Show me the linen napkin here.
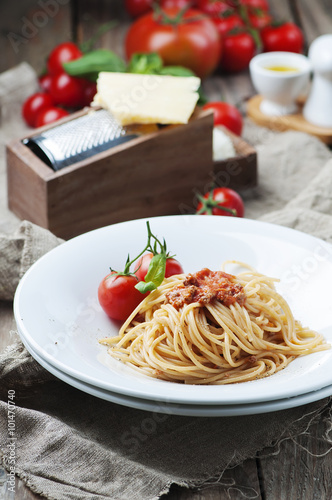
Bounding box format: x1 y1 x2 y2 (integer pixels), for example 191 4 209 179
1 64 332 500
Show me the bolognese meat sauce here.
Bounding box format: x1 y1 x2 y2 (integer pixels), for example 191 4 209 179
166 268 246 310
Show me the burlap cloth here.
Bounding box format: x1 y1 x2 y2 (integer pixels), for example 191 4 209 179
1 64 332 499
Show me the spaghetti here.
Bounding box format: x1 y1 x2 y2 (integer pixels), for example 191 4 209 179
99 261 329 384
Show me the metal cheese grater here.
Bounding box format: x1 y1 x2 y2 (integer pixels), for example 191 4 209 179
22 109 138 171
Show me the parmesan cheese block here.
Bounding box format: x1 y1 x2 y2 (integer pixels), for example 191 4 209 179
93 72 201 126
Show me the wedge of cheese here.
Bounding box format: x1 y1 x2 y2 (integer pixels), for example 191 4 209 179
93 72 201 126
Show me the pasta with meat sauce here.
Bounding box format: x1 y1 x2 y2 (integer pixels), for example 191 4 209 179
99 261 329 384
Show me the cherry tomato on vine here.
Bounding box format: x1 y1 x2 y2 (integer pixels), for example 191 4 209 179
220 32 256 73
124 0 153 17
35 106 69 127
212 14 244 38
98 273 147 322
196 0 231 16
80 80 97 107
135 253 184 282
22 92 54 127
49 73 86 108
248 11 272 30
261 22 304 53
161 0 195 8
47 42 83 76
196 187 245 217
125 8 221 79
38 74 53 93
240 0 269 11
203 101 243 135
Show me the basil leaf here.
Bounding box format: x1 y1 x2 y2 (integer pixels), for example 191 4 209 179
159 66 207 105
63 49 126 79
135 254 167 294
159 66 196 77
128 53 164 74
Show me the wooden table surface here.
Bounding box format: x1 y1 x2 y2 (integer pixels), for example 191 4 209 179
1 0 332 498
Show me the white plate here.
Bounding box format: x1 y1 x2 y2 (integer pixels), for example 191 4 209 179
21 334 332 417
14 215 332 405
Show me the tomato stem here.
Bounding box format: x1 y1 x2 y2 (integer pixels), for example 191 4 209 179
196 191 237 216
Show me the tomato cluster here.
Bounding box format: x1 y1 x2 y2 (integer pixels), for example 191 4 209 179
125 0 304 74
22 42 97 128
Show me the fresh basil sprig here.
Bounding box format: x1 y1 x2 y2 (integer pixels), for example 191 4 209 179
135 253 167 293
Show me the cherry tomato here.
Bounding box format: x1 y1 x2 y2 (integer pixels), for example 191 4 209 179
196 0 231 16
81 80 97 107
38 74 53 93
161 0 195 7
35 106 69 127
49 73 85 108
22 92 54 127
240 0 269 11
196 187 244 217
135 253 184 282
203 101 243 135
248 11 272 30
47 42 83 76
125 0 153 17
98 273 146 321
261 22 304 53
220 32 256 72
125 8 221 79
212 14 244 38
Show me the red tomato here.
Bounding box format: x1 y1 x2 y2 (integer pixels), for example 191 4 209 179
22 92 54 127
47 42 82 76
161 0 195 7
196 0 231 16
81 80 97 107
212 14 244 38
98 273 146 321
220 32 256 72
240 0 269 11
49 73 85 108
203 101 243 135
125 8 222 79
249 12 272 30
125 0 153 17
38 74 53 93
196 187 244 217
261 22 304 53
35 106 69 127
135 253 184 281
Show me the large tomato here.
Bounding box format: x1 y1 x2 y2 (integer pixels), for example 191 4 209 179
220 32 256 72
261 22 304 53
125 8 222 78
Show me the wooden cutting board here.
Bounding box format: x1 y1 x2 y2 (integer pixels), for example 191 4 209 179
247 94 332 145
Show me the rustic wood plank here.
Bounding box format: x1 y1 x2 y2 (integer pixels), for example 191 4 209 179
257 405 332 500
74 0 130 59
295 0 332 46
163 459 262 499
0 0 73 75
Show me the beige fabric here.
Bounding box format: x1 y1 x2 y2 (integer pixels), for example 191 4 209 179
0 64 332 500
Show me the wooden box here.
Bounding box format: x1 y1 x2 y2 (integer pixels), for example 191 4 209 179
7 109 215 239
7 108 257 240
213 125 257 191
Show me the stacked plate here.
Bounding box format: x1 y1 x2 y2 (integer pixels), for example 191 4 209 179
14 216 332 417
